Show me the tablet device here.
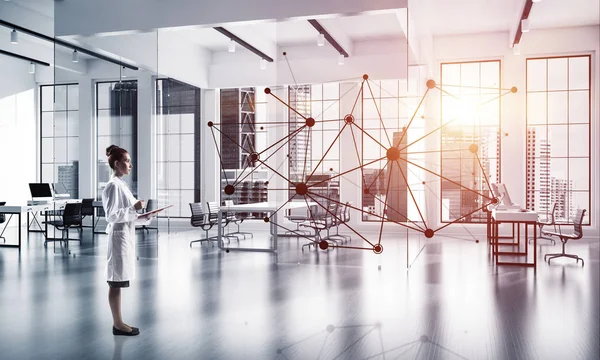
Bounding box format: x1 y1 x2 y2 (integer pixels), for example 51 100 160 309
139 205 173 217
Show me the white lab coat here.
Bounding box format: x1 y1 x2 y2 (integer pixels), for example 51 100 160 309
102 175 150 282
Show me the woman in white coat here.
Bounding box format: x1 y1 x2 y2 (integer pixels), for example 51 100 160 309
103 145 151 336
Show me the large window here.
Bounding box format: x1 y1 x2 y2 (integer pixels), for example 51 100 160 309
361 69 426 222
40 84 79 197
156 78 201 217
288 84 341 207
96 80 138 198
440 61 501 223
219 87 269 210
526 55 591 224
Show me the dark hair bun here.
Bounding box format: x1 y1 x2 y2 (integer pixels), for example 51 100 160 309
106 145 120 157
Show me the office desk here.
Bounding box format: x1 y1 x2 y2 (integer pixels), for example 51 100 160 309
491 209 538 268
217 202 317 252
0 203 57 248
92 201 106 234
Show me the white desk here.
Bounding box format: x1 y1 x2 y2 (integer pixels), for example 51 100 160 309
217 201 317 252
490 209 538 268
0 203 60 249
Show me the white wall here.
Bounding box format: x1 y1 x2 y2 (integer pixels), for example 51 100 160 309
431 25 599 236
0 57 37 209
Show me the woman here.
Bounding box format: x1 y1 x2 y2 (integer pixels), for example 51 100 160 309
102 145 151 336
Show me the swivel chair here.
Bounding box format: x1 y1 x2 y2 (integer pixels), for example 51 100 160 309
189 202 216 247
543 209 586 266
529 202 557 245
45 202 82 253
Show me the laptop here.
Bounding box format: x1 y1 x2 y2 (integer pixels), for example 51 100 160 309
491 183 521 210
29 183 54 204
52 183 71 199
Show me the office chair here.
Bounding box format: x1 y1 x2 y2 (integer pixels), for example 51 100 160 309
529 202 558 245
137 199 159 233
543 209 586 266
79 198 95 230
223 200 253 240
207 201 238 243
45 202 82 253
189 202 216 247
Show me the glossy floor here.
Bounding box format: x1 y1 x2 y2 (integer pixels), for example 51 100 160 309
0 226 598 360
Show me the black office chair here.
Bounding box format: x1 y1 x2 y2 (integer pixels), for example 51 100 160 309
189 202 216 247
207 201 238 243
45 202 82 253
544 209 586 266
79 198 95 230
137 199 159 233
223 200 253 240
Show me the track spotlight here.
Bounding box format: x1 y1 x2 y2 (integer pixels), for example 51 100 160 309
338 53 345 65
317 33 325 47
72 49 79 63
521 19 530 33
513 43 521 55
260 58 267 70
29 62 35 74
228 39 236 52
10 29 18 44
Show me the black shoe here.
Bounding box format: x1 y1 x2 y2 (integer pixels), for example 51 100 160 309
113 326 140 336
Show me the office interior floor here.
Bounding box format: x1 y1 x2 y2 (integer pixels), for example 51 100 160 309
0 224 598 360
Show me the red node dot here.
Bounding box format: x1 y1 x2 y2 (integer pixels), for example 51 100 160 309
260 126 264 130
511 86 518 93
264 88 271 94
421 115 425 119
362 74 369 80
386 147 400 161
207 121 214 127
492 198 499 204
363 188 370 195
263 217 270 223
306 117 315 127
224 185 235 195
250 152 259 162
329 168 333 172
265 181 269 186
426 79 436 89
319 240 329 250
424 229 434 238
295 183 308 196
475 239 480 243
469 144 479 153
373 244 383 254
505 133 509 136
422 181 426 185
282 51 287 56
326 324 335 333
225 249 230 253
344 114 354 124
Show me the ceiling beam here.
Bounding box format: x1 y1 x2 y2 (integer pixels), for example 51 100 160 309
307 19 349 57
513 0 534 46
0 48 50 66
0 19 138 70
213 26 274 62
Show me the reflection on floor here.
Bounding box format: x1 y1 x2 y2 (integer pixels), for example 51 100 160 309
0 226 598 359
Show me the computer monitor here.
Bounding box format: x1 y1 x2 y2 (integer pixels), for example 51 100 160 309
29 183 53 201
491 183 514 206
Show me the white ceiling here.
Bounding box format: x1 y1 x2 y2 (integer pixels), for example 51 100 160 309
170 12 406 52
416 0 599 36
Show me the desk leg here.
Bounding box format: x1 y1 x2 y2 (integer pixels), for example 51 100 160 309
18 212 21 249
525 223 528 258
273 212 277 251
533 222 537 270
217 211 224 250
494 220 499 265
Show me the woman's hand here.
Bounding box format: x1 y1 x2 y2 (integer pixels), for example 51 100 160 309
134 200 145 211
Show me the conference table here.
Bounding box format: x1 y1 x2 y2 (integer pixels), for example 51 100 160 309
217 201 318 252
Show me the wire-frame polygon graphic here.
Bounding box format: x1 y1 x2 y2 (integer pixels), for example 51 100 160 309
208 75 517 254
